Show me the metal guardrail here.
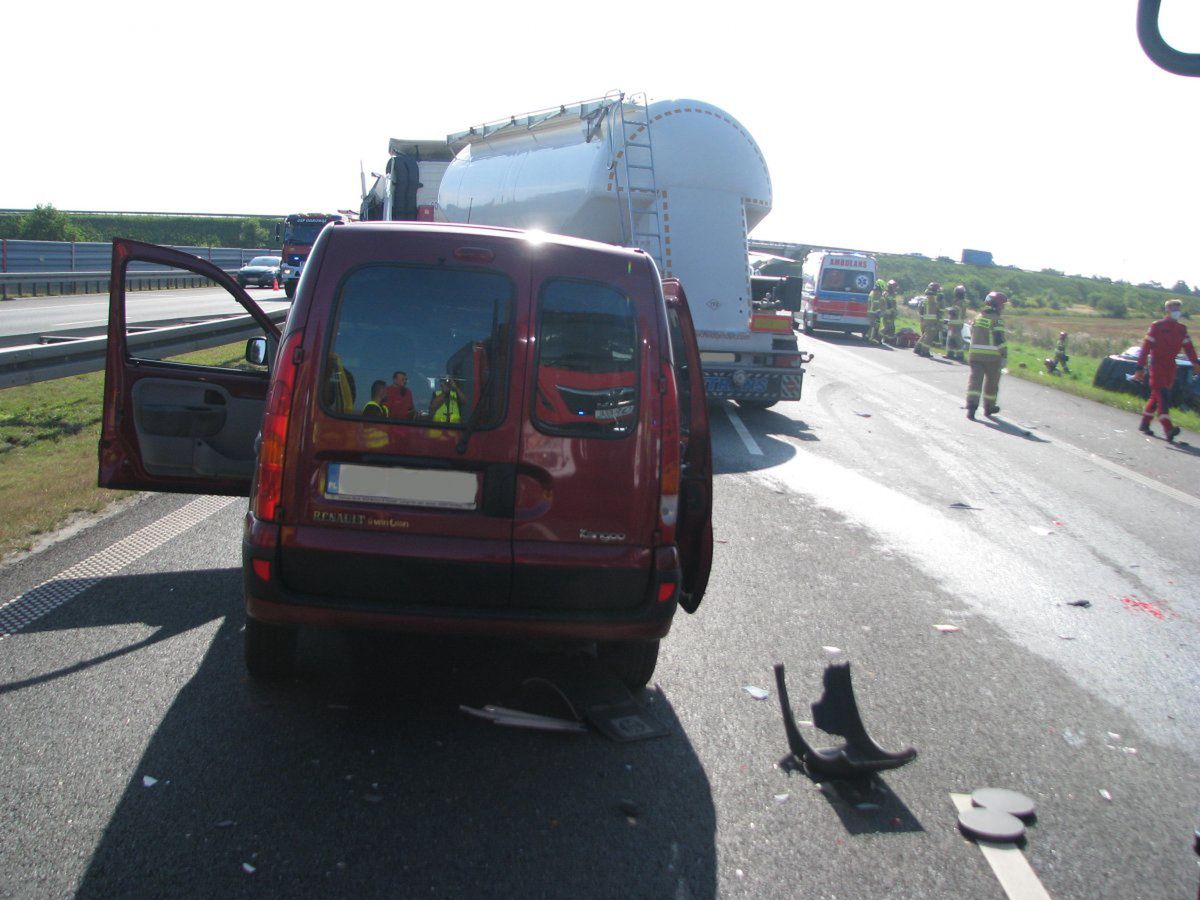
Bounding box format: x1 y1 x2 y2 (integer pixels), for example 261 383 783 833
0 309 289 389
0 269 235 300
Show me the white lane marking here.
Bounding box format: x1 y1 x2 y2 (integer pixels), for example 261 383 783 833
0 495 239 640
724 405 763 456
1052 440 1200 511
950 794 1051 899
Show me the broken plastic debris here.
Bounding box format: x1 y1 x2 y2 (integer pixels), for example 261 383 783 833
948 502 980 510
958 806 1025 842
1028 526 1053 537
822 646 842 654
215 820 236 829
855 802 881 811
773 793 790 803
242 863 256 874
743 685 770 700
854 412 872 418
971 787 1036 819
1121 746 1138 755
1107 732 1121 740
1059 634 1076 640
142 776 158 788
1098 789 1113 802
1062 728 1086 747
459 705 587 733
1067 600 1092 608
933 624 960 633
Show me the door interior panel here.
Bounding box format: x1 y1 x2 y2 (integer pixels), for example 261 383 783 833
132 378 263 479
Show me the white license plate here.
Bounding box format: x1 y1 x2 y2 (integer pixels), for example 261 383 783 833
325 464 478 510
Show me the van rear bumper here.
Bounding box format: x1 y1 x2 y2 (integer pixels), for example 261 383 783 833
242 536 679 641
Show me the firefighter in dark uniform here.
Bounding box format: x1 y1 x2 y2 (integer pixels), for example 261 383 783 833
916 282 940 357
944 284 967 361
966 291 1008 420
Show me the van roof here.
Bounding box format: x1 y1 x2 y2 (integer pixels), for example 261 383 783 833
336 220 650 263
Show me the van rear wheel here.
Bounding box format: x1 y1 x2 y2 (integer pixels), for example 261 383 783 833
597 639 660 690
245 617 297 682
737 398 778 410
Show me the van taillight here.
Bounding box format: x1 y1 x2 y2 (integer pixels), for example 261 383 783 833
658 358 681 545
253 330 304 523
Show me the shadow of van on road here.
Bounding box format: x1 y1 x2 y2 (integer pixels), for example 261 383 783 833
5 569 717 898
712 402 814 475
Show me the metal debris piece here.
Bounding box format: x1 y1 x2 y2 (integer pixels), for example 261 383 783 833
459 704 587 733
744 685 770 700
971 787 1036 819
934 624 961 633
142 776 158 788
775 662 916 779
1099 789 1113 802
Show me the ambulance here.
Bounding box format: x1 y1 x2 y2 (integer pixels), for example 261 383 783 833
798 250 877 339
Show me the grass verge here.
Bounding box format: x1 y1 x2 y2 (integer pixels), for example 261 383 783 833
0 343 247 562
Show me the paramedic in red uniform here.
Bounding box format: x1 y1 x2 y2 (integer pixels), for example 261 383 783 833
1134 299 1198 442
384 370 415 420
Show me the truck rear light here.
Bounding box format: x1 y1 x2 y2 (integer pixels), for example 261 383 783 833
251 559 271 581
253 329 304 523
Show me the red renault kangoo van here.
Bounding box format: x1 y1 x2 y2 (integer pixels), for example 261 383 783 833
99 223 712 688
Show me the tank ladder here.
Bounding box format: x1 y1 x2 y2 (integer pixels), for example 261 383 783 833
611 93 666 273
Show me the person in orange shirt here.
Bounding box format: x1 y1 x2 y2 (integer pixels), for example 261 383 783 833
383 370 415 420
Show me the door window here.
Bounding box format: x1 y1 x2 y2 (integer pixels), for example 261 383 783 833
322 265 514 426
533 279 638 438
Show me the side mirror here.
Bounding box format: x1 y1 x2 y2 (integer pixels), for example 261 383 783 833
245 337 269 367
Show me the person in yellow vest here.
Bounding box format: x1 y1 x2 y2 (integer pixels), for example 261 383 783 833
430 377 463 423
915 282 941 357
944 284 967 361
363 380 390 417
867 280 886 343
966 291 1009 420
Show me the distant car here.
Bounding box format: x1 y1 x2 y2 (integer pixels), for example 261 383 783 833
236 256 282 289
1093 344 1200 408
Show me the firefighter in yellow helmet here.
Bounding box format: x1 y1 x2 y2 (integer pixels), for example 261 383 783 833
944 285 967 361
881 279 899 344
915 282 941 357
966 291 1008 420
867 279 886 343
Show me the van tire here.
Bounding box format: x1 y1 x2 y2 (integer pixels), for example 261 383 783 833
802 313 814 335
598 639 660 690
245 617 297 682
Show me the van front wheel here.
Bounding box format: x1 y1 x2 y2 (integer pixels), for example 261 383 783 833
598 639 660 690
245 617 297 682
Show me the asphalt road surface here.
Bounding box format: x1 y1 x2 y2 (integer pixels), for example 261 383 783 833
1 331 1196 898
0 286 290 346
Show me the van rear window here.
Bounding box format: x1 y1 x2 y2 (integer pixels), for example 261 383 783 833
534 280 638 438
323 265 513 427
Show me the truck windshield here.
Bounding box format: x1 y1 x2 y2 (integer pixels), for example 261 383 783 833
283 222 327 245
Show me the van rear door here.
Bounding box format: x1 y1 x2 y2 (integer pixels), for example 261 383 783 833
663 280 713 613
274 228 524 609
513 245 660 612
98 239 280 495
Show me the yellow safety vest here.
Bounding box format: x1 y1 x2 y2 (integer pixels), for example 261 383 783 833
432 390 462 423
969 313 1005 357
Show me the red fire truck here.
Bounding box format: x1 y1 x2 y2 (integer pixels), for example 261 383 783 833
277 213 347 298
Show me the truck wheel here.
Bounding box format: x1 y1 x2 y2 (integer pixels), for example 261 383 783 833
737 398 778 410
244 617 297 682
283 280 296 299
597 639 660 690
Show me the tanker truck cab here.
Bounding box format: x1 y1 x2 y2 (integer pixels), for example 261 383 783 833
799 250 877 338
98 224 713 690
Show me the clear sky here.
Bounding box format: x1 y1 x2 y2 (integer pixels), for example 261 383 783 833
5 0 1198 288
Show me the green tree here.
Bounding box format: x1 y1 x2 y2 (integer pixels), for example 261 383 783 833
239 220 271 248
18 204 82 242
